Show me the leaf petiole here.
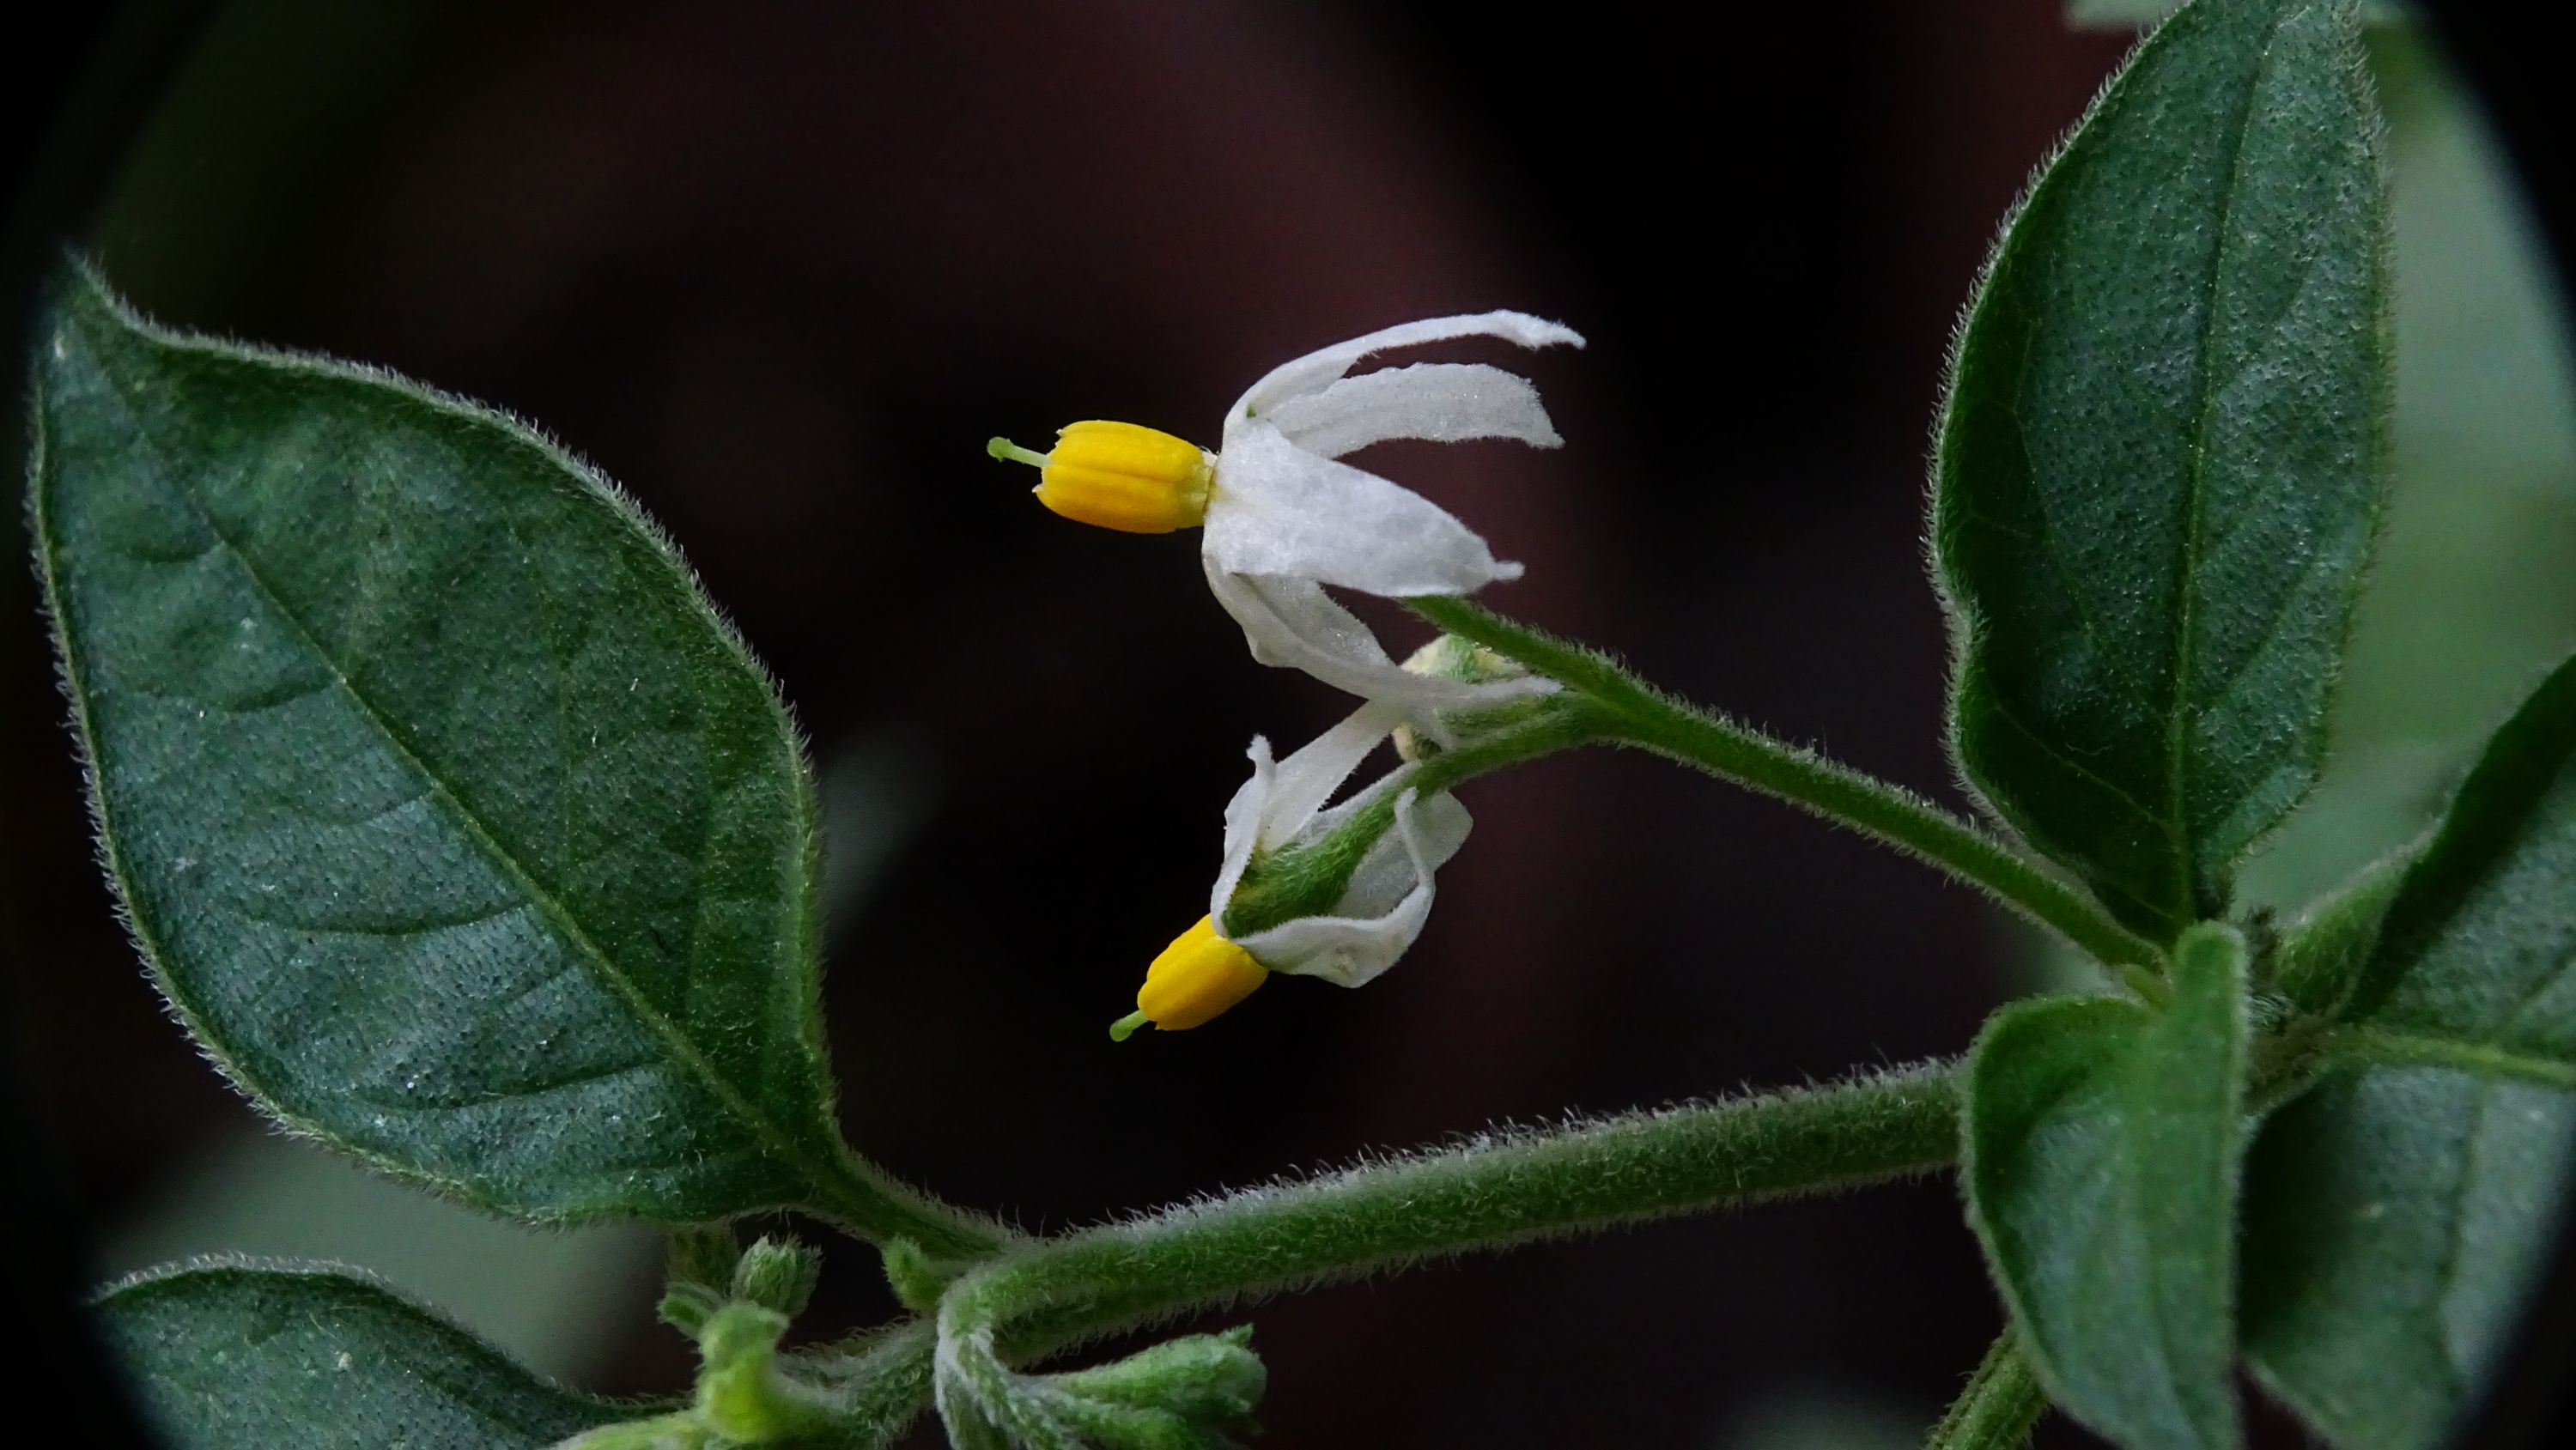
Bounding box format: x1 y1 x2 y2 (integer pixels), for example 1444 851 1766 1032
1923 1331 2046 1450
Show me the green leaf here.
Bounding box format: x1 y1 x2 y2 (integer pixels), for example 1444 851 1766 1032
2069 0 2405 29
2068 0 2187 25
2240 1065 2575 1449
2237 654 2576 1447
1965 924 2251 1450
32 266 993 1252
2339 652 2576 1067
97 1259 623 1449
1934 0 2390 942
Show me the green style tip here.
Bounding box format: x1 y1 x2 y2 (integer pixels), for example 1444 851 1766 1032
987 436 1049 468
1109 1010 1151 1042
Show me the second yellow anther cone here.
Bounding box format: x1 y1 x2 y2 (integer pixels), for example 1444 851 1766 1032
995 420 1213 535
1111 915 1269 1039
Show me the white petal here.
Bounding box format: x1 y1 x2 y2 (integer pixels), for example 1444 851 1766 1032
1232 788 1454 988
1328 788 1472 919
1261 701 1404 846
1229 311 1587 423
1202 568 1556 723
1208 735 1275 920
1203 422 1519 596
1207 705 1400 921
1263 362 1564 460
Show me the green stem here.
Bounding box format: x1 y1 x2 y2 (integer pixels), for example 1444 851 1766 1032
803 1153 1015 1261
1924 1331 2047 1450
1407 598 2160 970
947 1061 1960 1361
793 1320 941 1447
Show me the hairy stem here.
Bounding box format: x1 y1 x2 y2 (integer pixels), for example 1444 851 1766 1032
802 1155 1013 1261
1924 1331 2047 1450
1408 597 2160 970
945 1062 1961 1360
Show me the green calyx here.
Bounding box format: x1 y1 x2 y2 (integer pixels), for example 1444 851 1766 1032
1220 694 1602 937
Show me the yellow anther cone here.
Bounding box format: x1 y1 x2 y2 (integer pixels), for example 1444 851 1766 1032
989 421 1212 534
1111 915 1269 1040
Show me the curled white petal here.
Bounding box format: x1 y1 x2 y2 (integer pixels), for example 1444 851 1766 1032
1203 421 1519 596
1231 311 1587 422
1208 734 1277 922
1263 362 1564 459
1261 700 1406 843
1233 788 1458 988
1327 786 1472 920
1207 701 1402 922
1202 568 1557 730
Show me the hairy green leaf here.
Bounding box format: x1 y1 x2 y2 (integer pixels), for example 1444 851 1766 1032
2339 652 2576 1064
2238 653 2576 1447
1935 0 2389 941
98 1260 623 1449
32 266 992 1251
2241 1066 2574 1449
1965 925 2250 1450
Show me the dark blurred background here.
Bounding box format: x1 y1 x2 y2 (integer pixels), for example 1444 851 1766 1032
3 3 2570 1447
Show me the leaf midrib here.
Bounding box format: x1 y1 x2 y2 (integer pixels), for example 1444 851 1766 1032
2332 1027 2576 1091
2162 6 2292 925
69 320 840 1198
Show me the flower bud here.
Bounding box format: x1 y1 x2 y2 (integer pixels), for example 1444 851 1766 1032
989 421 1213 533
1111 915 1268 1039
1392 634 1543 761
1045 1326 1267 1449
730 1236 822 1319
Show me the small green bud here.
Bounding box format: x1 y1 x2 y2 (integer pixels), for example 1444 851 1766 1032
1052 1399 1232 1450
730 1235 823 1319
1046 1326 1267 1429
1392 634 1551 761
880 1237 949 1313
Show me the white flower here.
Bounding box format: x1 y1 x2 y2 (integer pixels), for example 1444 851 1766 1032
994 311 1583 726
1213 700 1473 988
1109 698 1485 1038
1206 311 1583 718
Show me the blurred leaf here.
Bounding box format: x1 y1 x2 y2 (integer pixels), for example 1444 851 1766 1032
32 266 978 1247
2240 1065 2574 1449
1935 0 2388 942
99 1260 624 1449
2068 0 2184 23
2041 15 2576 998
2069 0 2405 29
1965 925 2250 1450
97 1127 658 1381
2239 653 2576 1446
2338 651 2576 1060
2241 23 2576 911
